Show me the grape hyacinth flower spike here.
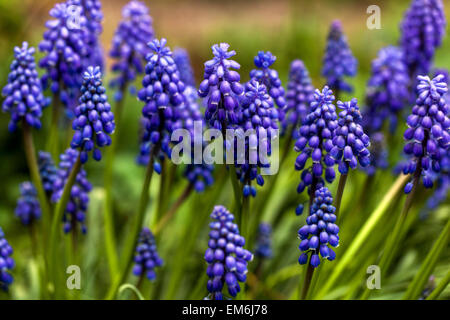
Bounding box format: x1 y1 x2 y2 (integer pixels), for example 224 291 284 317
363 132 389 176
298 187 339 268
2 42 49 132
402 74 449 194
322 20 357 96
255 223 272 259
0 227 15 291
174 48 196 87
132 228 163 281
198 43 244 131
109 0 154 101
15 182 41 226
250 51 286 120
204 206 253 300
38 151 59 195
282 59 314 138
70 66 115 163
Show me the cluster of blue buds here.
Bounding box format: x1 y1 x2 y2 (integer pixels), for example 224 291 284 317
39 3 88 108
14 182 41 226
132 227 163 281
0 227 14 291
174 48 196 87
52 149 92 234
294 87 338 194
330 98 371 174
236 79 279 197
255 223 272 259
199 43 244 130
2 42 49 132
298 187 339 268
402 75 450 193
38 151 59 195
204 206 253 300
321 20 357 94
70 66 115 163
137 38 185 166
363 132 389 176
282 59 315 138
364 46 410 133
109 0 154 101
249 51 286 120
400 0 446 76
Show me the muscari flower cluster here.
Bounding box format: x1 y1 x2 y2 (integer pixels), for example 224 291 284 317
204 206 253 300
363 46 410 133
137 38 185 172
294 86 338 195
236 79 279 197
363 132 389 176
249 51 286 120
322 20 357 94
52 149 92 234
132 227 163 281
38 151 59 195
255 223 272 259
282 59 315 138
0 228 14 291
2 42 49 132
298 187 339 268
174 48 196 87
198 43 244 130
400 0 446 76
330 98 371 174
70 66 115 163
39 3 88 109
14 182 41 226
110 0 154 101
402 75 450 193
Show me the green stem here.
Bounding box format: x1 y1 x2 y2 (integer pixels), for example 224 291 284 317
229 165 242 219
426 270 450 300
155 159 167 223
47 92 61 160
300 263 315 300
315 174 409 299
241 185 250 242
335 172 348 224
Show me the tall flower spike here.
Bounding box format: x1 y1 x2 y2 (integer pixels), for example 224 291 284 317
2 42 49 132
363 46 410 133
204 206 253 300
400 0 446 76
70 66 115 163
132 227 163 281
39 3 88 109
198 43 244 130
0 227 14 291
298 187 339 268
38 151 59 195
174 48 196 87
363 132 389 176
282 59 315 138
321 20 357 94
15 182 41 226
137 38 185 168
402 75 450 193
330 98 371 174
250 51 286 120
255 223 272 259
294 86 338 195
52 149 92 234
109 0 154 101
235 79 279 197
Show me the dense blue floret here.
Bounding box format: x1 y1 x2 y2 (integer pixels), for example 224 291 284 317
15 182 41 226
0 227 15 291
174 48 196 87
255 223 272 259
38 151 59 195
132 227 163 281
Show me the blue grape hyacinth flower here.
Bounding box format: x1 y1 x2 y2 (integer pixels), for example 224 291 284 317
321 20 357 94
400 0 446 76
198 43 244 130
2 42 49 132
0 227 15 291
282 59 315 138
204 206 253 300
174 48 196 87
294 86 338 195
298 187 339 268
38 151 59 195
70 66 115 163
109 0 154 101
363 132 389 176
132 227 163 281
52 149 92 234
402 75 450 193
250 51 286 119
255 223 272 259
330 98 371 174
15 182 41 226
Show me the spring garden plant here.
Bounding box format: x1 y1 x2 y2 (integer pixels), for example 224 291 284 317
0 0 449 300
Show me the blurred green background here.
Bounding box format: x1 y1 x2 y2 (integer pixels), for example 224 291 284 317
0 0 449 300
